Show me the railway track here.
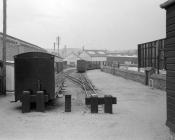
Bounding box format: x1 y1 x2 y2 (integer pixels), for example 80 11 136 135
63 69 97 97
62 68 117 114
55 72 65 96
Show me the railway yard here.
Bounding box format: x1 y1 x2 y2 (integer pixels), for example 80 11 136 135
1 0 175 139
0 69 171 140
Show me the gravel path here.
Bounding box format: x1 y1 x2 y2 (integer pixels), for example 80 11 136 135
87 70 170 140
0 70 171 140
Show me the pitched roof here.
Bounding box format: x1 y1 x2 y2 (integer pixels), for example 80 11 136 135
65 52 82 59
0 32 46 51
50 51 63 59
160 0 175 8
71 52 82 59
107 54 137 58
84 50 107 57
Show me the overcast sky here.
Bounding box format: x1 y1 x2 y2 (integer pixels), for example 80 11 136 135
0 0 167 50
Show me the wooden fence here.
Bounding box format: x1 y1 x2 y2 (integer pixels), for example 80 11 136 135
138 39 165 73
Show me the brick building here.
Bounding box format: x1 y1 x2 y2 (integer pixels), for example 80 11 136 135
0 33 46 61
64 52 81 67
0 33 47 92
106 55 138 65
79 49 107 62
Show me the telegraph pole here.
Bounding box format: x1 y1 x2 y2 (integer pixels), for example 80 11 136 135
53 42 56 51
57 36 60 55
2 0 7 95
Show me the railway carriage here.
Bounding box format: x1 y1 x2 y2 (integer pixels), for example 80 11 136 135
14 52 63 112
77 60 102 72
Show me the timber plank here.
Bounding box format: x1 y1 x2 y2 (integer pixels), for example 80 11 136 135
165 51 175 58
165 37 175 45
167 70 175 77
167 81 175 90
164 44 175 51
167 5 175 19
167 30 175 38
167 76 175 83
167 23 175 33
167 91 175 100
166 58 175 64
167 16 175 26
167 64 175 70
167 103 175 113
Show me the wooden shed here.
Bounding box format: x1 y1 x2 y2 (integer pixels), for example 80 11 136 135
161 0 175 132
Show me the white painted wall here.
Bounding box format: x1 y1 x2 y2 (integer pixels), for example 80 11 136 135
64 53 80 66
91 57 106 61
6 62 14 91
79 51 107 62
79 52 91 61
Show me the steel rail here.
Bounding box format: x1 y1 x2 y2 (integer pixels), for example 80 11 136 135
63 71 97 97
80 73 97 95
64 73 89 96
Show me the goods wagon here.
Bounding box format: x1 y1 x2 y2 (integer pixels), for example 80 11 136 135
55 62 63 73
63 61 67 69
77 60 101 72
86 61 101 70
14 52 63 112
77 60 87 73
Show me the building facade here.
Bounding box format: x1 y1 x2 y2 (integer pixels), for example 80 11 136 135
79 50 107 62
64 52 81 67
0 33 47 92
0 33 47 61
107 55 138 65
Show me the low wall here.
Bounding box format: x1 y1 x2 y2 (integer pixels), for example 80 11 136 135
101 66 166 90
150 74 166 90
6 61 14 92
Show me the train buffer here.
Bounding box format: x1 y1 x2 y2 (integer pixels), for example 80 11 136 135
21 90 48 113
85 95 117 114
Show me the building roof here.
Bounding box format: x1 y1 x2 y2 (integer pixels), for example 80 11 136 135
160 0 175 8
84 50 107 57
49 51 63 59
107 54 137 58
65 52 82 59
0 32 46 52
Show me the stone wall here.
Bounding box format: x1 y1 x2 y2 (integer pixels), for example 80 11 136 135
101 66 166 90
